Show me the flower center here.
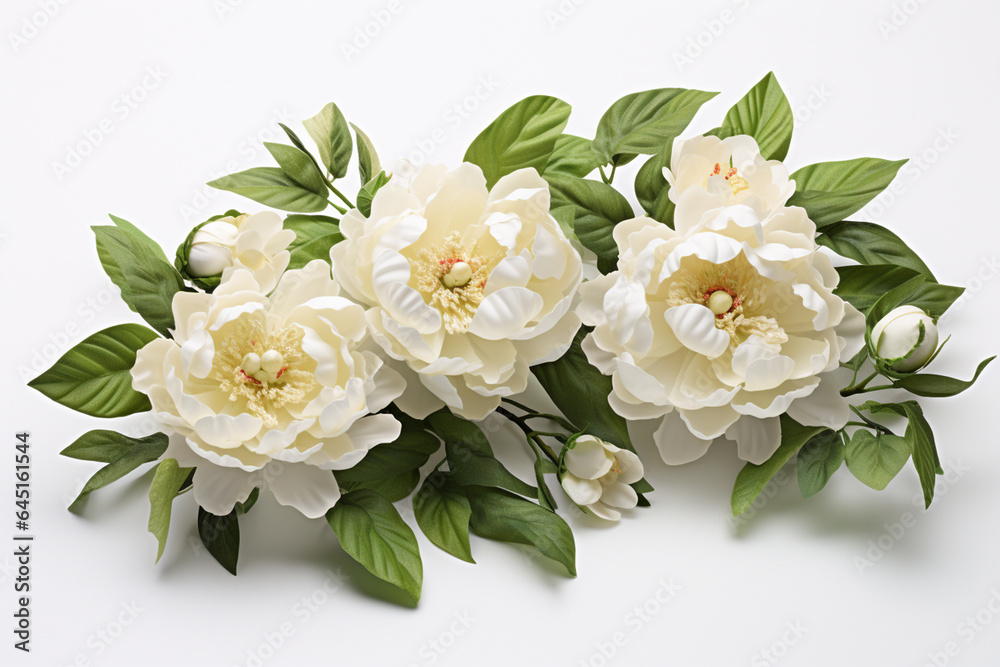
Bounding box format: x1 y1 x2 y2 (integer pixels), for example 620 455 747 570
705 288 737 318
415 232 501 334
707 162 750 197
216 319 316 427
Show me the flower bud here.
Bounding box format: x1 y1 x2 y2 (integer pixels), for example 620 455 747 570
871 305 939 372
559 435 644 522
186 218 241 277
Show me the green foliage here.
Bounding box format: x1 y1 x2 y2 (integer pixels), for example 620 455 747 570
788 158 908 227
61 430 168 512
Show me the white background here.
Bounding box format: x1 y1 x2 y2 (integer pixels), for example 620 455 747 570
3 0 1000 665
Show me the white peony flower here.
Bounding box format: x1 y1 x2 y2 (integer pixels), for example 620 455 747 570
186 211 295 293
131 260 405 518
331 163 583 420
872 305 939 372
663 134 795 225
560 435 644 521
578 204 865 465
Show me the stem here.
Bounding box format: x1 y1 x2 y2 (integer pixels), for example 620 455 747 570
839 371 878 397
500 398 578 432
497 406 560 464
607 163 617 184
841 383 896 397
599 165 611 184
849 405 892 435
328 182 355 209
326 199 347 215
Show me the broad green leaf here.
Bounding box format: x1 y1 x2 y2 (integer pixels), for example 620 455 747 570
818 222 934 280
108 215 170 263
464 95 571 188
543 135 602 178
357 171 391 217
208 167 328 213
29 324 157 418
61 430 167 512
413 473 474 563
592 88 718 164
711 72 793 161
336 417 441 502
795 430 843 498
545 174 633 273
327 489 422 605
148 458 194 563
465 486 576 576
303 102 353 179
265 142 328 195
425 411 536 497
634 150 675 226
731 415 826 516
844 430 910 491
890 356 995 398
864 400 940 505
94 225 189 336
283 214 340 251
834 265 963 317
286 232 343 271
788 158 908 227
351 123 381 184
532 328 653 495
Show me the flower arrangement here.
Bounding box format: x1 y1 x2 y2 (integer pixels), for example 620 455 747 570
30 73 992 605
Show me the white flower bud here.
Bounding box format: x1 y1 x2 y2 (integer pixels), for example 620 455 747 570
871 305 939 372
187 219 240 277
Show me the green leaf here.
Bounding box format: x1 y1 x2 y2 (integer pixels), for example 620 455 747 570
890 356 995 398
357 171 391 217
863 400 940 505
265 142 329 196
532 328 653 495
148 458 194 563
208 167 328 213
107 215 170 263
93 225 189 336
731 415 826 516
711 72 793 161
634 150 676 226
286 232 343 271
834 265 963 317
303 102 353 179
351 123 381 184
545 174 633 274
818 221 935 280
283 214 340 250
465 486 576 576
543 135 602 178
335 416 441 502
464 95 571 189
592 88 718 164
795 430 843 498
844 430 910 491
197 507 241 575
425 411 536 497
29 324 157 418
327 489 422 605
413 473 474 563
60 430 167 511
787 158 908 227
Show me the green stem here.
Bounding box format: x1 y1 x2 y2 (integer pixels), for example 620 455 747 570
326 199 347 215
497 406 560 464
839 371 878 397
849 405 892 435
328 182 355 209
598 165 611 184
500 398 578 432
607 163 617 184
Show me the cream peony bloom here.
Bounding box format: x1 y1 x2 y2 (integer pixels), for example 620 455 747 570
663 134 795 225
560 435 644 521
131 260 405 518
331 163 583 420
186 211 295 293
578 204 865 465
